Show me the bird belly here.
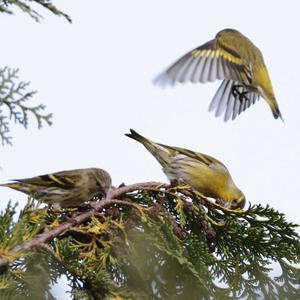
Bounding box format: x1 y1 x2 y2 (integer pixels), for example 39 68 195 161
35 187 70 204
163 166 182 182
172 158 225 199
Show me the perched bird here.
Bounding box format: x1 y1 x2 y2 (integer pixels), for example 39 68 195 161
155 28 283 121
0 168 112 210
125 129 245 209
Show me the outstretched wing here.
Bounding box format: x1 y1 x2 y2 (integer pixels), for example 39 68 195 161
209 80 260 121
14 171 77 189
154 40 252 86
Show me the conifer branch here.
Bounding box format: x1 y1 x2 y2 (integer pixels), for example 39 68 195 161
0 182 299 299
0 67 52 145
0 182 162 262
0 0 71 22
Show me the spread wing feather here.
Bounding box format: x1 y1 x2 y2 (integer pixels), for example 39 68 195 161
154 40 252 86
209 80 260 121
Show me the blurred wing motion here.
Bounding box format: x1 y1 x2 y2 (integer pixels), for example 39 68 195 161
208 80 260 121
155 40 252 85
154 28 283 121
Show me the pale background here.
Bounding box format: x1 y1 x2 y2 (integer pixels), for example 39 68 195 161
0 1 299 298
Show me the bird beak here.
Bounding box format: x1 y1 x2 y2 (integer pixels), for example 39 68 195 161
216 197 246 210
238 197 246 209
229 196 246 209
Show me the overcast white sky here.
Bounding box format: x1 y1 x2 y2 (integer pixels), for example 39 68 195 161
0 1 300 298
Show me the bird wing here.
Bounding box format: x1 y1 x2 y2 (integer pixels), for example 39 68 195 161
14 171 77 189
154 40 252 85
157 143 217 167
208 80 260 121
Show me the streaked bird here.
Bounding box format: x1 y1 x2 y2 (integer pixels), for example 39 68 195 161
0 168 112 209
125 129 245 209
155 28 283 121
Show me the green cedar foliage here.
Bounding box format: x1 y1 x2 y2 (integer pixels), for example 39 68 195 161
0 67 52 145
0 0 69 146
0 186 299 300
0 0 71 22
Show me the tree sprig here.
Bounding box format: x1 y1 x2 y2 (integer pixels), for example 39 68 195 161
0 0 71 23
0 183 299 299
0 67 52 145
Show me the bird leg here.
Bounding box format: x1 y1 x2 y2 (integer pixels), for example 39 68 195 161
170 179 179 187
231 85 250 103
169 179 191 192
77 203 94 212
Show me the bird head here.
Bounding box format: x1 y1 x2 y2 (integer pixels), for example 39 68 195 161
92 168 112 196
228 193 246 209
220 185 246 210
216 28 241 39
218 177 246 210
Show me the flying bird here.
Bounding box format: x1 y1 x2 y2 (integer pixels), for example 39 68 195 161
126 129 245 209
0 168 112 210
155 28 283 121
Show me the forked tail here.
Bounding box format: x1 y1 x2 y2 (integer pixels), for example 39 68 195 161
125 129 172 168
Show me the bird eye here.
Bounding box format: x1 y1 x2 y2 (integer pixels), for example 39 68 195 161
232 198 246 209
96 181 102 187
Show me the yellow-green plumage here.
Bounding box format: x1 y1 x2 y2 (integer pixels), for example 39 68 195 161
155 28 282 121
126 129 245 209
0 168 112 209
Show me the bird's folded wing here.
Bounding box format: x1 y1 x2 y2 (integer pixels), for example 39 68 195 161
154 40 252 85
157 144 215 167
14 173 76 188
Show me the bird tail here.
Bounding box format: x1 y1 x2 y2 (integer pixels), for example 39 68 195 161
125 129 172 167
271 101 284 122
0 182 32 194
265 95 284 122
255 65 284 122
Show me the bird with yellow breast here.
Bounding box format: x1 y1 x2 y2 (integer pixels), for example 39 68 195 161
155 28 283 121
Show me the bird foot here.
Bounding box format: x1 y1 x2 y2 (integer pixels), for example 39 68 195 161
232 85 249 102
77 203 94 212
170 179 179 187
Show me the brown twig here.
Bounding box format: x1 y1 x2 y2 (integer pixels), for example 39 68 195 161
0 181 163 270
107 181 164 198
